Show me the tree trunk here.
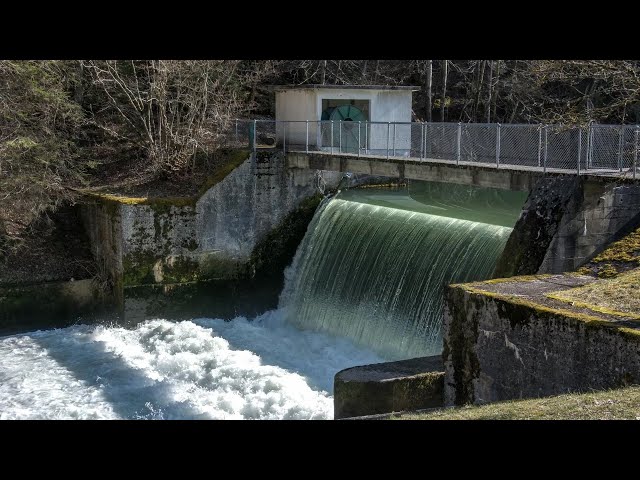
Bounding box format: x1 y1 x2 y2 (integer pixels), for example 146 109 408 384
486 60 494 123
441 60 448 122
321 60 327 85
491 60 501 122
425 60 433 122
472 61 486 122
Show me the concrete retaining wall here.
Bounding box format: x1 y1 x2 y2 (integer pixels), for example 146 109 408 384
83 151 342 289
443 283 640 406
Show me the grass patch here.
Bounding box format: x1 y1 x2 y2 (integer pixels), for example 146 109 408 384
395 386 640 420
546 267 640 319
579 226 640 278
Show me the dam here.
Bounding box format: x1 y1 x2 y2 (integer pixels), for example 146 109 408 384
0 178 527 419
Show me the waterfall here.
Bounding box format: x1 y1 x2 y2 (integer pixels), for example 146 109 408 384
279 185 522 360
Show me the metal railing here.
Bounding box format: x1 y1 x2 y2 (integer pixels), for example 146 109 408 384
225 119 640 178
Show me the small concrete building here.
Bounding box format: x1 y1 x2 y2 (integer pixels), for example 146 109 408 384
274 85 418 154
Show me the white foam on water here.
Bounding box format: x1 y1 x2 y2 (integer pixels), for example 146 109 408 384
0 312 384 420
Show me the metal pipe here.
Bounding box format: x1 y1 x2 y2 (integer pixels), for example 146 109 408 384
457 122 461 165
496 123 501 168
420 122 425 160
358 121 361 158
339 121 342 154
283 121 286 154
305 120 309 153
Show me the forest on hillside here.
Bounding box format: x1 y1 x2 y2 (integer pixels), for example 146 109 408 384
2 59 640 252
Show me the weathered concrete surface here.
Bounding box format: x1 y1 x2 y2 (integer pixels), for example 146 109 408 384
288 151 551 191
443 276 640 406
0 279 105 333
494 176 640 277
334 355 444 419
494 177 579 277
539 180 640 273
81 201 124 307
83 151 342 290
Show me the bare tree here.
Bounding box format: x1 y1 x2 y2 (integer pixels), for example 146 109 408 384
441 60 448 122
0 60 84 251
426 60 433 122
85 60 250 176
486 60 494 123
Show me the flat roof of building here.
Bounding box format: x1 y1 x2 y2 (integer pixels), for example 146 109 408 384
271 84 420 91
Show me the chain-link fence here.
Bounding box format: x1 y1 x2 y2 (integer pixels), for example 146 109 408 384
226 120 640 177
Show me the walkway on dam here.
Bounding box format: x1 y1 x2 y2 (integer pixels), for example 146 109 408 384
233 120 640 180
287 149 631 179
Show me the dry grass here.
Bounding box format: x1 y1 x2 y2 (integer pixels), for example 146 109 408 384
395 386 640 420
547 267 640 318
579 226 640 278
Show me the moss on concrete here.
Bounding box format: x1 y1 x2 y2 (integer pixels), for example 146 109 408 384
80 148 250 206
546 268 640 320
249 194 323 280
394 385 640 420
456 283 640 341
578 225 640 278
334 356 444 419
122 250 158 286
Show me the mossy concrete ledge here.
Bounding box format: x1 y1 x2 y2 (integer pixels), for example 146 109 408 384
443 278 640 407
334 355 444 419
80 150 342 294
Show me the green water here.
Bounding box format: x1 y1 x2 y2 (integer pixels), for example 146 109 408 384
280 183 526 360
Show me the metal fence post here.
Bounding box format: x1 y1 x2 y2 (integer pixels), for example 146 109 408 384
577 127 582 175
634 126 639 180
339 121 342 154
358 121 361 158
392 123 396 156
543 125 548 174
618 127 624 172
587 122 593 170
387 122 391 159
305 120 309 153
364 122 368 154
253 119 257 153
420 122 425 160
457 122 461 165
330 121 334 155
537 124 542 167
496 123 501 168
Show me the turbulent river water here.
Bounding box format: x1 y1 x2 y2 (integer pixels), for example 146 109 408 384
0 183 524 420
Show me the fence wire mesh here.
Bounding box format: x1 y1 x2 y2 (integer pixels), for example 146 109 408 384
228 119 640 176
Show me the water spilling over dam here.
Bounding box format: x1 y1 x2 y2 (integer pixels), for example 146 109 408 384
280 183 525 359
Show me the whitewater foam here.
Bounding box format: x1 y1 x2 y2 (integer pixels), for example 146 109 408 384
0 312 384 420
